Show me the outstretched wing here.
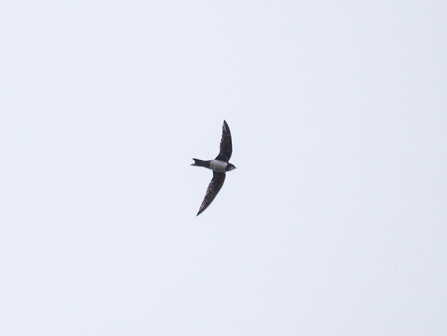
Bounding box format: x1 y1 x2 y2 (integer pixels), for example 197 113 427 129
215 120 232 162
197 172 226 216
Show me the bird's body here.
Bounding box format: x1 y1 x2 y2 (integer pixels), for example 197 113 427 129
192 159 235 173
192 120 236 216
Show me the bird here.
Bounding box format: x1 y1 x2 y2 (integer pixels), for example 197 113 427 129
192 120 236 216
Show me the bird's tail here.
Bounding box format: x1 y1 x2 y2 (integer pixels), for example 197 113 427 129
191 158 207 167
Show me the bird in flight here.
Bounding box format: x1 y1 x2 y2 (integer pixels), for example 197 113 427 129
192 120 236 216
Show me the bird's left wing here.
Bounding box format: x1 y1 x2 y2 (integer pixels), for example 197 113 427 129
197 172 226 216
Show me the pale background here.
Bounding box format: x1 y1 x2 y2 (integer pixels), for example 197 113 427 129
1 1 446 335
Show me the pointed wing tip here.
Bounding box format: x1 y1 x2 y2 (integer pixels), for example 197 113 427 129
197 204 206 216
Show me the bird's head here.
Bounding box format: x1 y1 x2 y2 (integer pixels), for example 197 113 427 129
226 163 237 171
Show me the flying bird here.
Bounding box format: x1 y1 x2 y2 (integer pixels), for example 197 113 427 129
192 120 236 216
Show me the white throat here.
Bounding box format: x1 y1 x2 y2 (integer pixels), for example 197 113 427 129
209 160 228 173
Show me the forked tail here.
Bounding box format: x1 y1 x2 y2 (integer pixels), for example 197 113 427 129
191 158 207 167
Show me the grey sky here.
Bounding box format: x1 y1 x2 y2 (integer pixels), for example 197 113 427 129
1 1 446 335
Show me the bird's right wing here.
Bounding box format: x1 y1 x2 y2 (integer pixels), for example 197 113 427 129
215 120 232 162
197 172 226 216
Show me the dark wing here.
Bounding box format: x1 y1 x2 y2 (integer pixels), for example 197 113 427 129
215 120 232 162
197 172 226 216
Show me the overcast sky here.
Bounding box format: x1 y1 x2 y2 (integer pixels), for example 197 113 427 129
1 1 446 335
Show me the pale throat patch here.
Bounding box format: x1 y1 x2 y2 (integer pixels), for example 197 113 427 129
209 160 228 173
